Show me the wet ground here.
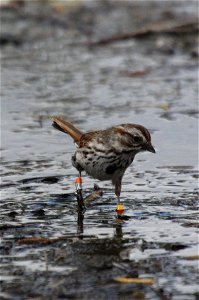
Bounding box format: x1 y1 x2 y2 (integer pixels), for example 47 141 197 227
0 1 198 299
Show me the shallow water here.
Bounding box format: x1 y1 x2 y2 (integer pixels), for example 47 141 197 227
0 1 198 299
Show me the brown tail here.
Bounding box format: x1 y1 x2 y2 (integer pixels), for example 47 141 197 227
51 116 82 143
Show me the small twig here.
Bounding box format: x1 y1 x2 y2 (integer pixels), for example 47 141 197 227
89 19 198 47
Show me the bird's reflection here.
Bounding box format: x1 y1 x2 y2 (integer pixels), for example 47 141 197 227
77 207 125 239
76 208 127 240
75 185 129 237
115 220 123 239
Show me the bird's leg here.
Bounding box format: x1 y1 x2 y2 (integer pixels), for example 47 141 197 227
75 172 85 210
115 181 124 213
115 182 121 205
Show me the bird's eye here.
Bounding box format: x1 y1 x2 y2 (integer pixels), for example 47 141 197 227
133 136 142 143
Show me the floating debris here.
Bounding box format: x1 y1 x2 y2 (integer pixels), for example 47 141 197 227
114 276 155 285
84 184 103 207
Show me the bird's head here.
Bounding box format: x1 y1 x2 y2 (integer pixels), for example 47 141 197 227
116 124 155 154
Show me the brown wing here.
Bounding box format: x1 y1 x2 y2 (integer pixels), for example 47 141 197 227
79 131 101 147
51 116 83 143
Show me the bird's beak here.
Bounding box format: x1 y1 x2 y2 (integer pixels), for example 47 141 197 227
145 143 156 153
